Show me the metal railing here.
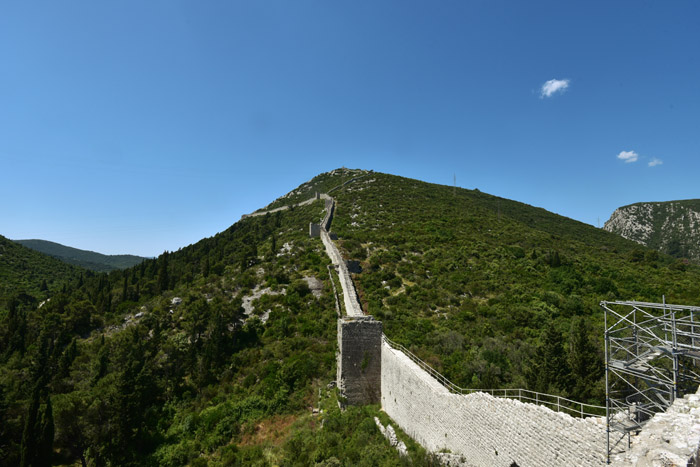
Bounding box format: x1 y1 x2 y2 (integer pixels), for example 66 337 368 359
383 334 605 419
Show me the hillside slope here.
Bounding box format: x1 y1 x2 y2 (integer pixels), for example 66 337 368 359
328 172 700 401
15 239 146 272
0 234 83 302
0 168 427 466
604 199 700 263
2 168 700 466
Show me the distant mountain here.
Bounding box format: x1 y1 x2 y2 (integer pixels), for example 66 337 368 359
0 234 82 301
14 239 146 272
603 199 700 262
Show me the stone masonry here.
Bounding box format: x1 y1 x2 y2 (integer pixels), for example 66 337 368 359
337 317 382 405
381 342 606 466
320 225 363 317
309 223 321 238
245 175 699 464
611 386 700 466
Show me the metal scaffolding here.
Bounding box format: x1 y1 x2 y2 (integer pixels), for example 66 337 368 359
601 299 700 463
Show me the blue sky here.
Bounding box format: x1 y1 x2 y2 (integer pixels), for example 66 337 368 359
1 1 698 257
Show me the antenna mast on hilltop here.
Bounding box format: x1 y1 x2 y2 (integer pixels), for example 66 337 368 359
453 173 456 196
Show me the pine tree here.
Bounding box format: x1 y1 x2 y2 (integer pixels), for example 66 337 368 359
527 322 571 395
568 316 602 401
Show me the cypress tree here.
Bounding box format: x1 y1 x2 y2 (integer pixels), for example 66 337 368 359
58 338 78 378
122 274 129 302
157 252 169 293
36 396 54 467
20 387 40 467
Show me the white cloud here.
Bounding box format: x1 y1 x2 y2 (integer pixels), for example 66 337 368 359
648 158 663 167
540 79 570 98
617 150 639 163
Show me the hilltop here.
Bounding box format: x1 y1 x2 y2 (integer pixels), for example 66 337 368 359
604 199 700 263
2 168 699 466
325 173 699 400
14 239 147 272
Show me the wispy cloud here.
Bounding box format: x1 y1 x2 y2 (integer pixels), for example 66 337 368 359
648 158 663 167
540 79 570 98
617 150 639 163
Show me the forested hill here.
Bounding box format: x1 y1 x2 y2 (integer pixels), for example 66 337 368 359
0 168 428 466
604 199 700 263
14 239 146 272
328 172 700 401
0 234 83 302
2 168 700 466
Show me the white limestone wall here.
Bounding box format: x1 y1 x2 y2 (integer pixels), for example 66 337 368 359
611 387 700 466
381 342 606 466
321 228 363 317
242 193 328 219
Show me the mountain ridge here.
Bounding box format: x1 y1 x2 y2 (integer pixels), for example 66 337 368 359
0 234 83 302
14 238 147 272
603 199 700 262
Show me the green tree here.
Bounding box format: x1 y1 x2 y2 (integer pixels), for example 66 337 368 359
527 322 571 395
3 297 27 355
20 387 54 467
568 316 602 401
57 338 78 379
157 252 169 293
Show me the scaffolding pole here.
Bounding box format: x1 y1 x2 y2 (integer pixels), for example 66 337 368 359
601 300 700 463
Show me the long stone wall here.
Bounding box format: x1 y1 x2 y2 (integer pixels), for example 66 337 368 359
251 175 697 465
381 342 606 466
320 226 363 317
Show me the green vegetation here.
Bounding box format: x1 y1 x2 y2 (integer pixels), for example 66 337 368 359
3 168 700 465
14 239 146 272
0 235 83 303
0 183 421 466
263 168 368 211
328 172 700 404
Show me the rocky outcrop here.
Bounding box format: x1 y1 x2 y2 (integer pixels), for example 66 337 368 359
604 200 700 262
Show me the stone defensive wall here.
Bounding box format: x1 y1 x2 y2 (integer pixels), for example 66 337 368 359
250 174 700 465
381 340 607 466
612 387 700 466
242 191 327 219
321 226 363 317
